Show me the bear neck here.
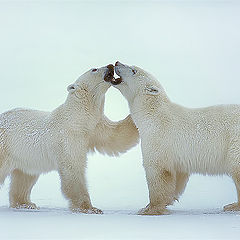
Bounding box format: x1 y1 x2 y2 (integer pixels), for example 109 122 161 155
51 94 105 129
129 92 172 131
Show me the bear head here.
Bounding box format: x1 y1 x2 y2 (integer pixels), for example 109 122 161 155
67 64 114 102
110 61 165 103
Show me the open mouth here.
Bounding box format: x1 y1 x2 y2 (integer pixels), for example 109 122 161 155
103 63 122 85
104 64 115 82
112 61 123 85
110 77 122 85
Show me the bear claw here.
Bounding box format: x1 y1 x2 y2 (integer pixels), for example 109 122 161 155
11 202 39 210
224 202 240 212
72 207 103 214
138 204 170 215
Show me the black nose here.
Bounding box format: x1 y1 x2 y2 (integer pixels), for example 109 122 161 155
115 61 125 67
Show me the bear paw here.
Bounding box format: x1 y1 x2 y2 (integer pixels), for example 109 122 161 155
71 207 103 214
224 202 240 212
11 202 39 210
138 204 170 215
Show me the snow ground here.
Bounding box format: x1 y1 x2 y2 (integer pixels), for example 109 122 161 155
1 205 240 239
1 169 240 240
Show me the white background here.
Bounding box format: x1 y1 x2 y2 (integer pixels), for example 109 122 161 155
0 0 240 239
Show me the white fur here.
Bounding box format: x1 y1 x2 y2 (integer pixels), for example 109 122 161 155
114 62 240 215
0 66 139 213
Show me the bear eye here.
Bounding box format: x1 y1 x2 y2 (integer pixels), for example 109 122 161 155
132 69 137 74
92 68 97 72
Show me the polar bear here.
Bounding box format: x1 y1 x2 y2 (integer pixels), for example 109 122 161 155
0 64 139 213
109 61 240 215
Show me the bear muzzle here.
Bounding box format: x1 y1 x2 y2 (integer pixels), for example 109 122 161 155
103 63 122 85
104 64 115 82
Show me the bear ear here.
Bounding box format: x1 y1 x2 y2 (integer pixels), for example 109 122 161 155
145 85 160 96
67 84 77 93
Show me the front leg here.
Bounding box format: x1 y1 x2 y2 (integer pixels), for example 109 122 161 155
58 137 102 214
90 115 139 156
139 161 176 215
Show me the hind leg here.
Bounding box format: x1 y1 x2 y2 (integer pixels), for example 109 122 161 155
0 163 12 187
224 169 240 212
175 172 189 201
0 129 9 186
9 169 39 209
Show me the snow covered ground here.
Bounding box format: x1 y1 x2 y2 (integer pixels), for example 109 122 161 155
1 207 240 240
1 156 240 240
1 0 240 239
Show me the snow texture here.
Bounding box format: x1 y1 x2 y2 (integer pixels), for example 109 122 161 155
1 169 240 239
0 206 240 239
